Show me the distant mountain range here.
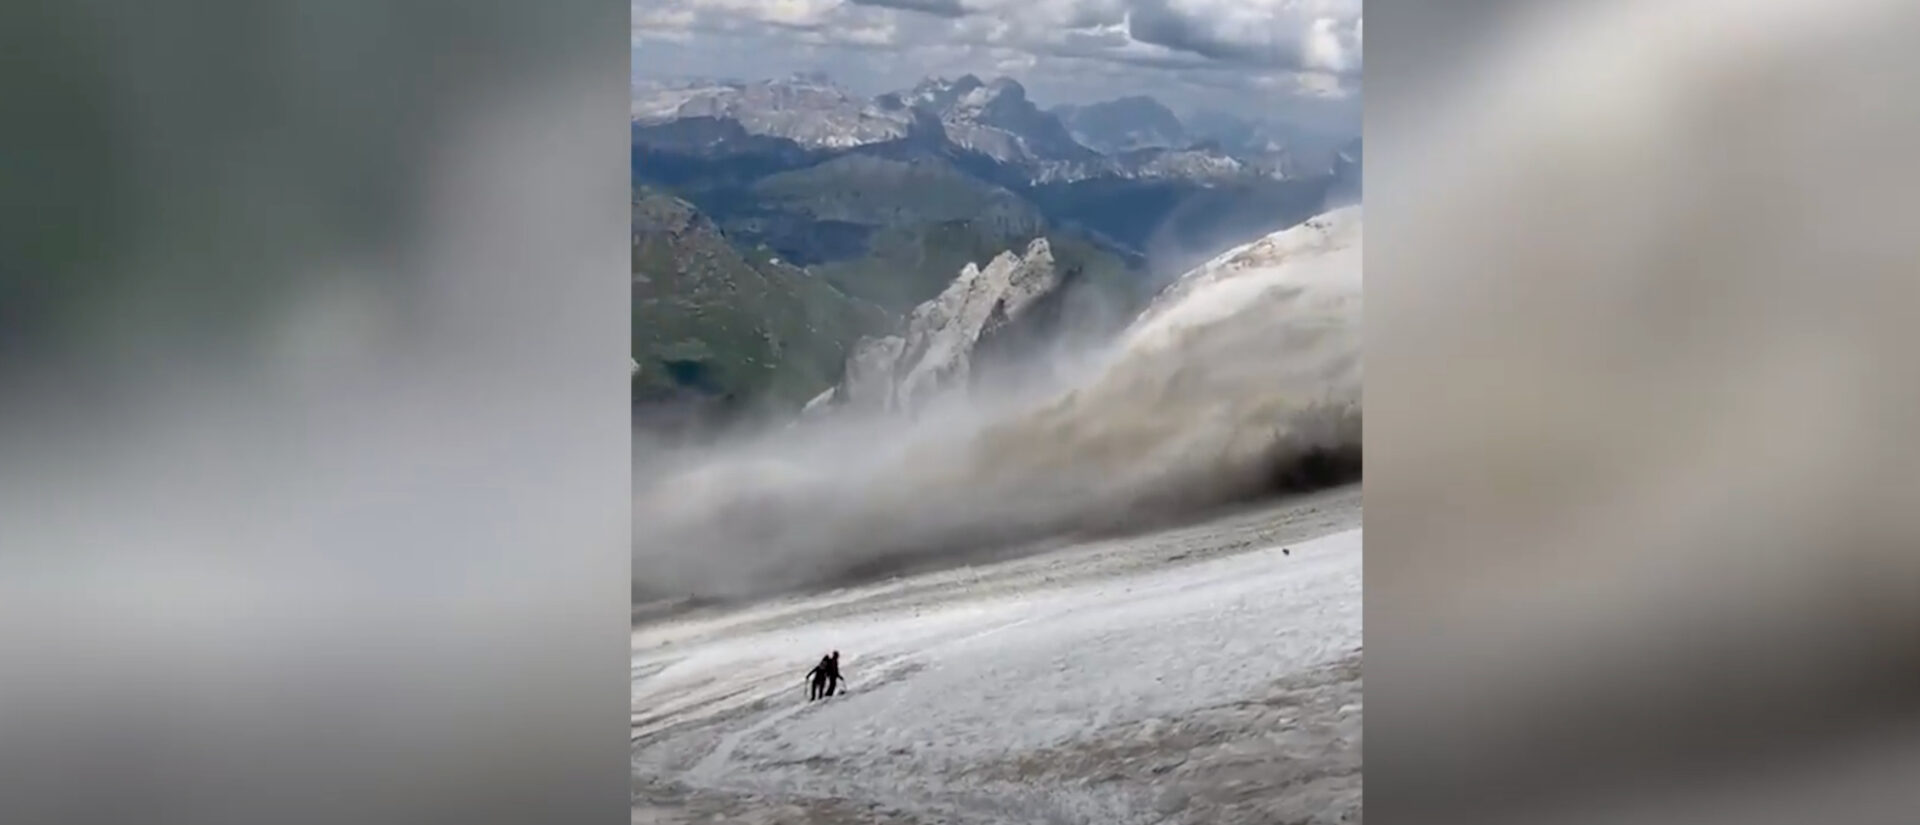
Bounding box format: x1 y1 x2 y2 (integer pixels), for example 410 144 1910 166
632 73 1360 429
633 73 1353 187
1050 95 1188 154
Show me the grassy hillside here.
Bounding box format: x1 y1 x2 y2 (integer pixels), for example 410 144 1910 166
692 154 1140 314
633 190 887 414
752 154 1039 229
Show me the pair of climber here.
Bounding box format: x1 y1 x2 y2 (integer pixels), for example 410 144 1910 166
804 650 843 701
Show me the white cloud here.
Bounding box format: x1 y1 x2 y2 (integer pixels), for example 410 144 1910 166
1304 16 1357 74
840 18 901 45
992 49 1039 74
633 7 699 42
1121 0 1361 74
631 0 1364 124
693 0 846 27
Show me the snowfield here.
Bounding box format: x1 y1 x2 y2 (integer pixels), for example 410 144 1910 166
633 487 1362 825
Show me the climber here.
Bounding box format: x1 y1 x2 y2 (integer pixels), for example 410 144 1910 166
805 650 843 700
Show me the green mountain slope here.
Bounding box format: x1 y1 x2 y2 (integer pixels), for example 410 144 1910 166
633 151 1150 423
751 154 1039 228
718 154 1138 314
633 190 886 414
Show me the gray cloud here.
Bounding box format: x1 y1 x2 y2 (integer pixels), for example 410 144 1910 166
1124 0 1360 76
1063 1 1128 29
1127 0 1266 63
847 0 970 19
846 0 1360 76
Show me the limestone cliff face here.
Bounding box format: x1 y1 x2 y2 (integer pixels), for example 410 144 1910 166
808 237 1064 415
837 334 907 410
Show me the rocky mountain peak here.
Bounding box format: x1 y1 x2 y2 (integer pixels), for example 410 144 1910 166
809 237 1066 416
897 75 1096 165
904 74 986 112
943 75 1029 114
983 77 1026 100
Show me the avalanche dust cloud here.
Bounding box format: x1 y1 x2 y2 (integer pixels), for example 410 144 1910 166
636 208 1361 603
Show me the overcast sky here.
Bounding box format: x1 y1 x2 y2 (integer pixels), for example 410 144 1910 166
632 0 1361 132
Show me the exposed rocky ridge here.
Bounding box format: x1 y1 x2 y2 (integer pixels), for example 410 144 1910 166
697 205 1358 428
810 237 1068 416
910 76 1099 166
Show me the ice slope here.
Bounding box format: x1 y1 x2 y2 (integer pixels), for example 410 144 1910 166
633 500 1362 824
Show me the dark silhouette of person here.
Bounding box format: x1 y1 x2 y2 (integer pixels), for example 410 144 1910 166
805 651 843 700
806 654 828 700
823 650 842 696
